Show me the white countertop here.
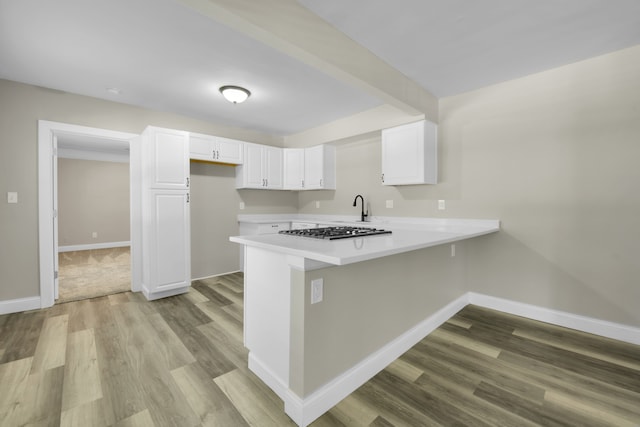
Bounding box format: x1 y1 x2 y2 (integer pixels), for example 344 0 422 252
230 217 500 266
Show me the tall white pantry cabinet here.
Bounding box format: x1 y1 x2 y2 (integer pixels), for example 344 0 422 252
140 126 191 300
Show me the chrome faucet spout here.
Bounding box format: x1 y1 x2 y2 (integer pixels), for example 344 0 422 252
352 194 369 222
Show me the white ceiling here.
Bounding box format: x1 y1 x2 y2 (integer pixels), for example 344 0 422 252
1 0 639 137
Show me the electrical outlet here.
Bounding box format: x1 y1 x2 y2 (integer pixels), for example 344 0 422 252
92 232 98 239
239 202 245 210
451 243 456 257
438 199 446 210
311 278 323 304
7 192 18 204
386 199 394 208
315 201 320 209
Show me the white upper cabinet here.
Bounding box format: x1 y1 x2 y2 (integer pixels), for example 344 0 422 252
236 142 283 189
304 144 336 190
189 132 243 164
381 120 437 185
144 126 190 189
283 148 305 190
283 145 335 190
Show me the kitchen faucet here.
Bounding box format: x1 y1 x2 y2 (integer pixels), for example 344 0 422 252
352 194 369 222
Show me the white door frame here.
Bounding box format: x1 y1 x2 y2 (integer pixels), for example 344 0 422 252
38 120 140 308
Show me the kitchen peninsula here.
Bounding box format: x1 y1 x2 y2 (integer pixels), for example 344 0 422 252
230 217 499 426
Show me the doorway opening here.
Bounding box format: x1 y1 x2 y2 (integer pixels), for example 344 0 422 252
56 147 131 302
38 121 140 308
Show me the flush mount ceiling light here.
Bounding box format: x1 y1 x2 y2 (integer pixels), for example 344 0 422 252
219 85 251 104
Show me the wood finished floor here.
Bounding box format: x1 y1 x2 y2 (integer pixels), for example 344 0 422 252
1 272 639 426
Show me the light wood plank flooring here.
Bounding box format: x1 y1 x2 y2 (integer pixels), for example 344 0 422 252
1 273 639 426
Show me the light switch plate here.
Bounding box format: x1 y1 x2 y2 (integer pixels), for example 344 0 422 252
239 202 245 210
386 200 394 208
315 201 320 209
438 199 445 210
7 192 18 204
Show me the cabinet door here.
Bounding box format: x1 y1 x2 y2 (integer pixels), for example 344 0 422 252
189 133 215 161
144 190 191 294
264 146 283 189
216 137 243 164
283 148 305 190
243 143 265 188
304 145 336 189
381 120 437 185
146 127 190 189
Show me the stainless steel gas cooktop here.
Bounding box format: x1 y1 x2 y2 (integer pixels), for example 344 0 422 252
279 226 392 240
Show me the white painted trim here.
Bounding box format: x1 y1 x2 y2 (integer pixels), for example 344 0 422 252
141 285 189 301
38 120 138 308
248 353 290 402
58 147 129 163
58 241 130 253
468 293 640 346
278 294 469 427
262 291 640 426
0 297 41 315
190 270 241 282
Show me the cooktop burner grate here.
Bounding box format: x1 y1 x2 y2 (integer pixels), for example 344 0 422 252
279 226 391 240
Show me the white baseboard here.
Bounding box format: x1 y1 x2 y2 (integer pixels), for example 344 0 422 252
141 285 189 301
263 292 640 426
58 241 130 252
275 294 469 427
468 292 640 346
191 270 241 282
0 296 41 315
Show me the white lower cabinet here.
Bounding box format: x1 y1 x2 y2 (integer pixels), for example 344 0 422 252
236 143 283 189
143 190 190 296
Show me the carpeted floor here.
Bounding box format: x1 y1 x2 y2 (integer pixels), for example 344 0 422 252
58 247 131 303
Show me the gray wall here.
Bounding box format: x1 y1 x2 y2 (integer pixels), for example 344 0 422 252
0 79 296 301
58 158 130 246
297 45 640 327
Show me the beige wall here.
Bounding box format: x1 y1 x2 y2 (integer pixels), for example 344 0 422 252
58 158 130 246
447 46 640 326
0 79 295 301
2 39 639 330
190 161 297 279
290 243 465 396
298 45 640 327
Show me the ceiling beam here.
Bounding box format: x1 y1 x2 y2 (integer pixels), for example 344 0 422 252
177 0 438 122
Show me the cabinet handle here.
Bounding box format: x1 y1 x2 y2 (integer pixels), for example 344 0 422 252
301 179 304 188
187 193 190 203
320 178 323 186
216 150 220 159
381 173 384 183
212 149 216 159
186 177 190 187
